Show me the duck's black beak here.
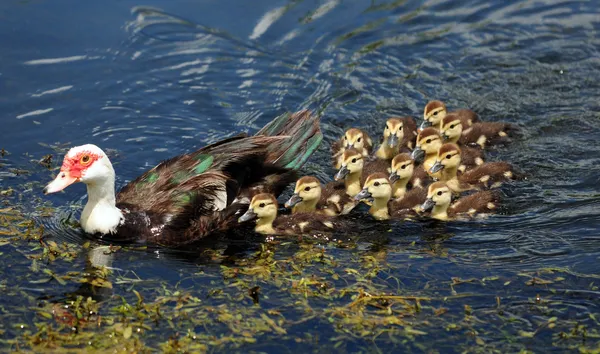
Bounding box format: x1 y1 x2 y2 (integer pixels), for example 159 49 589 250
389 171 400 184
441 132 450 141
411 147 425 164
334 165 350 181
387 134 399 148
420 198 435 212
284 193 302 208
238 209 257 223
429 161 444 174
354 188 372 202
419 120 431 131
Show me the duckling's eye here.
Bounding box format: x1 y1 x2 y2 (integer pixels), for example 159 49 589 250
437 191 443 196
433 111 438 116
450 124 456 129
374 181 380 187
344 136 347 140
351 158 357 163
401 165 407 170
304 186 311 192
80 154 91 165
426 139 431 144
446 154 452 159
384 126 388 131
357 137 362 142
259 203 265 208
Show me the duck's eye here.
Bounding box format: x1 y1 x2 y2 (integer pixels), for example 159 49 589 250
304 186 311 192
374 181 380 187
437 191 443 196
446 154 452 159
259 203 265 208
351 158 357 163
433 111 438 116
450 124 456 129
80 155 91 165
401 165 407 170
426 139 431 144
357 137 362 142
344 136 347 140
384 126 388 131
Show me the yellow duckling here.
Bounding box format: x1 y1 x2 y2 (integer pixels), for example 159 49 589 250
354 173 424 220
238 193 342 235
420 100 479 131
375 117 418 160
440 114 516 149
334 148 389 197
420 181 499 221
388 153 431 199
284 176 357 216
331 128 373 169
410 127 444 173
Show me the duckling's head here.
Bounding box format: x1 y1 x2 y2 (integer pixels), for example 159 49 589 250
355 173 392 202
411 128 442 164
382 118 404 148
389 153 414 183
239 193 278 223
421 181 452 212
334 148 364 181
343 128 368 151
285 176 322 208
440 114 463 141
421 100 447 129
429 143 461 174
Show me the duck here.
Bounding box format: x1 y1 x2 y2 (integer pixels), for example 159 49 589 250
440 114 516 149
411 128 484 175
429 143 516 193
43 110 322 247
331 128 373 169
375 116 418 160
420 181 499 221
354 173 424 220
420 100 479 131
334 148 389 197
388 153 431 198
238 193 346 236
283 176 357 216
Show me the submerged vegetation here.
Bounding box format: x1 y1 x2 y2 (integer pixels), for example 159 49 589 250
0 155 599 352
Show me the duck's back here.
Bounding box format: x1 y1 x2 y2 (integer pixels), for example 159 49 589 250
449 190 499 217
459 161 514 188
390 187 427 219
320 180 357 215
274 212 339 235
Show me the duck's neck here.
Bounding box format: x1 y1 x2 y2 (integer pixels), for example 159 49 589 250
369 197 390 220
376 141 398 160
440 165 458 182
345 171 362 197
80 173 123 235
424 153 437 171
431 203 449 221
292 198 318 214
255 216 276 234
392 177 409 199
447 135 459 144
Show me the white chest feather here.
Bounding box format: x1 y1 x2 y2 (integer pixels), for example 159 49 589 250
80 200 124 235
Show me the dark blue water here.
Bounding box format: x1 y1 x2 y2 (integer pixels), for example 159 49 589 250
1 0 600 352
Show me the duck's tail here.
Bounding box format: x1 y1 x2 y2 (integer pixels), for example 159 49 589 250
257 109 323 170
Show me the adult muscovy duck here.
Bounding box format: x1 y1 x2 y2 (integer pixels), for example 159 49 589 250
43 110 322 247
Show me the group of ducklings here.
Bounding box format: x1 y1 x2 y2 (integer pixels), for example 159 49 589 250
239 100 519 235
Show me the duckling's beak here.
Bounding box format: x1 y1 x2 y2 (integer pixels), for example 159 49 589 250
43 170 79 194
345 143 354 150
429 161 444 174
334 165 350 181
389 171 400 184
354 188 372 201
420 198 435 212
238 209 257 223
441 133 450 141
284 193 303 208
411 147 425 164
387 134 399 148
419 120 431 131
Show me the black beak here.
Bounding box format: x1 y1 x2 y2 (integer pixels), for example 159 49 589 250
429 161 444 174
354 188 372 201
42 186 50 195
411 147 425 164
389 171 400 184
442 133 450 141
284 193 303 208
421 198 435 212
238 209 257 223
419 120 431 131
387 134 399 148
334 165 350 181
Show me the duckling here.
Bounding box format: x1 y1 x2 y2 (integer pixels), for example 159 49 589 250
284 176 357 216
331 128 373 169
375 117 418 160
421 100 479 131
238 193 344 235
354 173 423 220
420 182 499 221
334 148 389 197
388 153 431 198
429 143 515 192
440 114 516 149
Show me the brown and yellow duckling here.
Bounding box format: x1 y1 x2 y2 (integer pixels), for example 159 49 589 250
421 100 479 131
334 148 389 197
440 114 515 149
354 173 423 220
331 128 373 169
412 128 484 174
284 176 357 216
388 153 431 198
239 193 345 235
429 143 515 192
375 117 418 160
420 182 499 221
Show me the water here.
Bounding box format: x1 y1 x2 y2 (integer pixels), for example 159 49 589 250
1 0 599 351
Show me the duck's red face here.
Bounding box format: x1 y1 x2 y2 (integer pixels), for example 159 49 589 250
43 149 101 194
